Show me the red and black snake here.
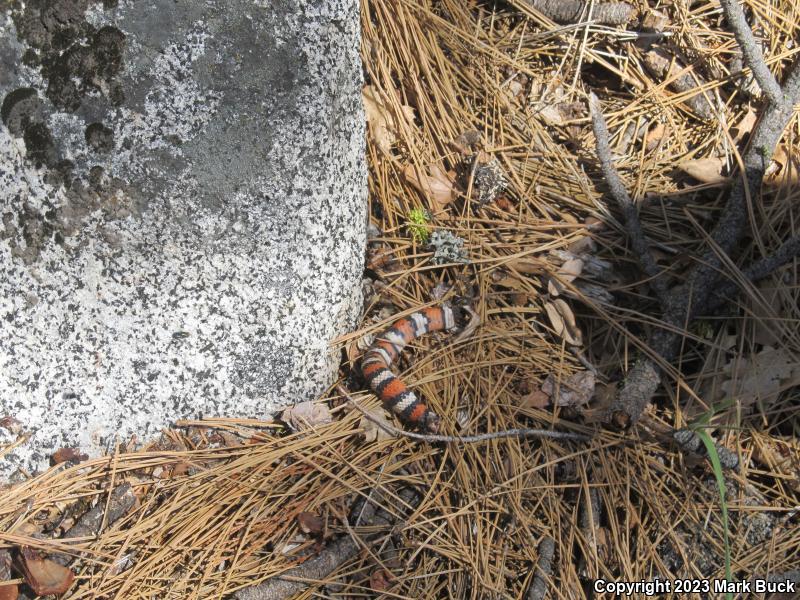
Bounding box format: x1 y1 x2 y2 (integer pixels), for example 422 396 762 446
361 305 463 433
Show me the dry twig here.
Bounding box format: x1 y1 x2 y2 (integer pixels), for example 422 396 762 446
523 0 635 25
719 0 782 104
337 386 591 443
235 487 418 600
706 232 800 311
672 429 739 471
51 483 137 566
590 5 800 428
526 536 555 600
642 48 715 120
589 92 669 304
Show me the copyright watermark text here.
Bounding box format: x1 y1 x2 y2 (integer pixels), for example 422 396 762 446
593 578 796 596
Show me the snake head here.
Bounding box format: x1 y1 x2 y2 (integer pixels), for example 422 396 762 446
423 411 441 434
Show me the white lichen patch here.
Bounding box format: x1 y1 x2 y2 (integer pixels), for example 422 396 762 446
112 24 220 179
430 230 470 265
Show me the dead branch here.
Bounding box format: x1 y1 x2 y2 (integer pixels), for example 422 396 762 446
672 429 739 471
706 232 800 312
234 487 418 600
719 0 782 104
526 536 555 600
643 48 715 120
235 535 359 600
738 570 800 599
588 93 670 304
592 4 800 429
523 0 635 26
765 570 800 585
51 483 137 566
337 385 591 444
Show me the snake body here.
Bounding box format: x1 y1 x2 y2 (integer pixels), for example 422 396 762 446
361 305 462 432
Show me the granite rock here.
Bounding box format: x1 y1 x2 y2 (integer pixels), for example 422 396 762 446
0 0 366 479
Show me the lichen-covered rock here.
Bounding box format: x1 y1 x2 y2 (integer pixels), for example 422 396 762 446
0 0 366 479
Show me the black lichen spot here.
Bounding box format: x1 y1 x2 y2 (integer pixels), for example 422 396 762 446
12 0 125 111
108 81 125 106
7 203 58 264
1 87 44 134
44 45 93 111
11 7 50 50
0 87 65 172
40 0 90 43
22 121 58 168
88 165 106 189
92 26 125 79
21 49 40 67
54 158 75 180
41 57 74 110
40 25 126 112
85 122 114 153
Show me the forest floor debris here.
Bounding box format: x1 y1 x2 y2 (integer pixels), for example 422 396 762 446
1 1 798 597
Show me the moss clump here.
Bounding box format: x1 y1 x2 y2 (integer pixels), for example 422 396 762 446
407 207 431 243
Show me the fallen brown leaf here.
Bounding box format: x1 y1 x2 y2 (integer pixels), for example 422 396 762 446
296 512 324 535
0 583 18 600
751 436 799 492
507 257 543 275
362 85 415 157
494 195 513 211
520 387 551 409
20 548 74 595
360 408 396 443
171 460 190 477
492 270 531 294
450 129 481 155
51 447 88 465
403 163 456 212
541 370 595 407
642 8 669 31
548 258 584 296
765 144 800 186
678 156 727 184
644 122 666 152
281 401 333 432
733 107 758 142
543 299 583 346
0 416 23 435
212 431 243 447
370 568 393 591
720 347 800 409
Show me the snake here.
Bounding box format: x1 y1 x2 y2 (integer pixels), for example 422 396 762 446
360 305 467 432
